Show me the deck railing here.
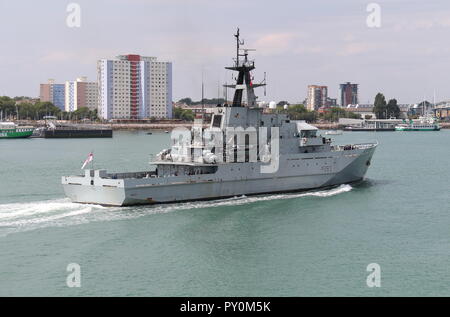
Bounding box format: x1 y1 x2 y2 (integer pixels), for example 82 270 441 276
332 142 377 151
106 171 157 180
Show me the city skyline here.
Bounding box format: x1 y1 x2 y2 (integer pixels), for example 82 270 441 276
1 0 450 104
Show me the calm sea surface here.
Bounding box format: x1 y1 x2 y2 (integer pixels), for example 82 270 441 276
0 130 449 296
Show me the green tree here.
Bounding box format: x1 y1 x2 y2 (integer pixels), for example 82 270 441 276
283 104 318 122
320 107 353 122
173 107 194 121
180 109 194 121
0 96 16 117
173 107 184 119
17 102 36 119
73 107 91 119
386 99 400 118
277 100 290 107
373 93 387 119
192 98 226 105
178 97 193 105
34 101 61 119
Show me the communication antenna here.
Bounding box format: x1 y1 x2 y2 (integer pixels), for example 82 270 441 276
217 80 220 105
263 72 267 96
234 28 245 66
201 80 204 118
224 81 228 104
200 69 205 121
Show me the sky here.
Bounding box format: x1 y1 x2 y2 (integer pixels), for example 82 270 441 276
1 0 450 104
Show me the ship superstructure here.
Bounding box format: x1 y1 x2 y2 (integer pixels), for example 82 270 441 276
62 30 377 206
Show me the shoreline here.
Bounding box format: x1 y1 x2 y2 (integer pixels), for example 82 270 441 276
14 120 450 130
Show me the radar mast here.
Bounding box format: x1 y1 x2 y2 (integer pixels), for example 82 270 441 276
224 28 266 108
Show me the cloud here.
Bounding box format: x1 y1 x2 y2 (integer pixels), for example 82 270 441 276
253 32 299 55
39 51 76 63
39 48 125 65
338 42 378 56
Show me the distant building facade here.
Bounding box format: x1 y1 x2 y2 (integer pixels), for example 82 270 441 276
65 77 98 112
326 97 337 107
97 54 172 120
339 82 358 107
434 104 450 121
40 79 65 110
344 103 410 119
343 104 375 119
306 85 328 111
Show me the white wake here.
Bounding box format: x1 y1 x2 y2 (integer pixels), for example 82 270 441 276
0 184 352 237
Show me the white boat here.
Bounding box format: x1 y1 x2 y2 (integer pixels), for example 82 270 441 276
395 116 440 131
325 130 343 135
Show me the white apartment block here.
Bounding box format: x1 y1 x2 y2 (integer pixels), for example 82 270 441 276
97 54 172 120
306 85 328 111
65 77 98 112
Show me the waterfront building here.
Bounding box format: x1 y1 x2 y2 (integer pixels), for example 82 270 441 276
39 79 65 110
306 85 328 111
344 103 410 119
326 97 337 107
97 54 172 120
433 101 450 121
343 104 375 119
65 77 98 112
339 82 358 107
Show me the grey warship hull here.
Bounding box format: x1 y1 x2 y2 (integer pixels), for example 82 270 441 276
62 144 376 206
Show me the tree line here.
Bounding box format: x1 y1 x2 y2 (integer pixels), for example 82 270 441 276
0 96 98 121
373 93 401 119
173 107 195 121
278 104 360 122
178 97 227 106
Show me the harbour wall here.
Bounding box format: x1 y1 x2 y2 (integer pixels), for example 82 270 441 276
15 120 450 130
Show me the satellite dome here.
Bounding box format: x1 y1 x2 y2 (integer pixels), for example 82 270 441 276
283 104 289 110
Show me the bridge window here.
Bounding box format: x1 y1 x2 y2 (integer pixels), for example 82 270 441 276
300 130 317 138
212 115 222 128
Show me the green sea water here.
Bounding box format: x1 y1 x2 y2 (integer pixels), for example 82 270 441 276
0 130 449 296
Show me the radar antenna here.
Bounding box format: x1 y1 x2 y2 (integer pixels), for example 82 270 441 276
225 28 266 107
263 72 267 96
234 28 245 66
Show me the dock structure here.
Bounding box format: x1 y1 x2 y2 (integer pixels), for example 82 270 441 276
339 118 403 131
434 104 450 121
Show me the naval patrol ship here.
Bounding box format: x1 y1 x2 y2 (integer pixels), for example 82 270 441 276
62 30 378 206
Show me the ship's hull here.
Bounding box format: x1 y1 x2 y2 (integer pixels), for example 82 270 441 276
344 127 395 132
62 146 376 206
0 129 34 139
40 128 113 138
395 126 440 131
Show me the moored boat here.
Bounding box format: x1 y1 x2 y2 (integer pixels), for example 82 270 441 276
395 117 440 131
325 129 343 135
32 119 113 138
0 122 34 139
